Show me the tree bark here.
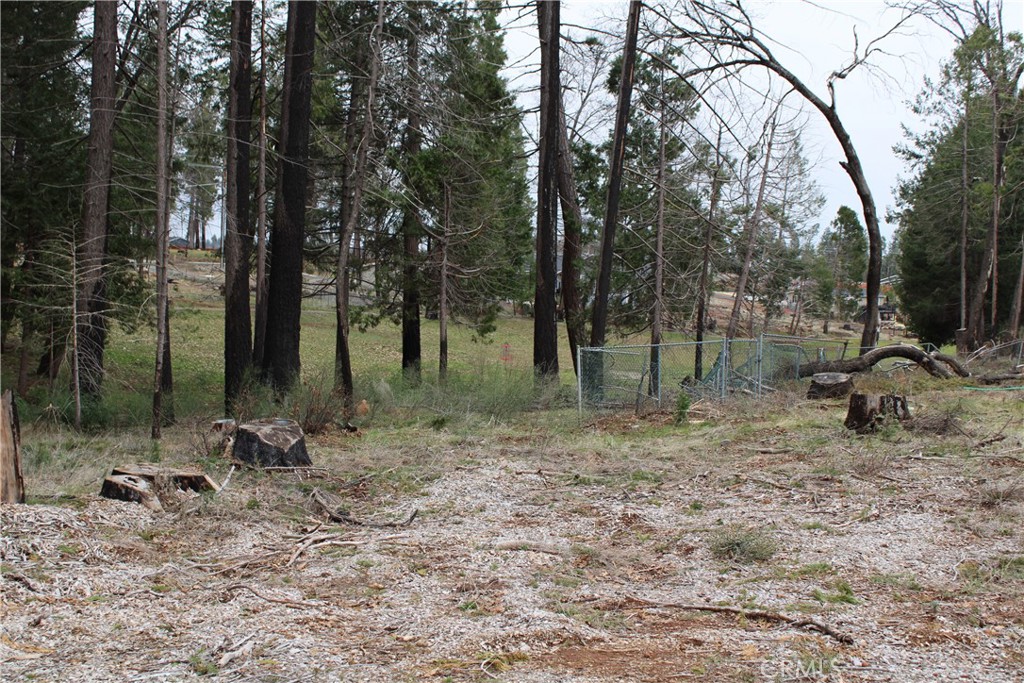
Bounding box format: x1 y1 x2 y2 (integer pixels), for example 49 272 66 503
533 0 561 379
263 0 317 392
76 0 118 398
590 0 642 348
224 0 254 412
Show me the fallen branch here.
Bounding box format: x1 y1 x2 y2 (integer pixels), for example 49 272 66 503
310 488 418 528
618 595 854 645
798 345 968 379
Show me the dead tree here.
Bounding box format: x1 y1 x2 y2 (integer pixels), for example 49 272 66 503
647 0 913 354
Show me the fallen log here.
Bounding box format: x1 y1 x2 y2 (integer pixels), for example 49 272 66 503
806 372 854 399
100 464 220 511
798 345 969 379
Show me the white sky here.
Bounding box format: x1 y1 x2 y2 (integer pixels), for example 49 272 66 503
501 0 1024 243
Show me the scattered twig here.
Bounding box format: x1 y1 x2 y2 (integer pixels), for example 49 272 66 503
617 595 854 645
310 488 418 527
494 540 566 556
218 465 236 493
221 583 319 609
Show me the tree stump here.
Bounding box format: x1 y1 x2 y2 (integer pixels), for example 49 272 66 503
807 373 854 399
99 463 219 512
1 390 25 504
232 418 311 468
844 393 910 433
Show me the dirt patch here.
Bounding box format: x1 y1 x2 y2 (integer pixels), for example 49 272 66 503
3 390 1023 681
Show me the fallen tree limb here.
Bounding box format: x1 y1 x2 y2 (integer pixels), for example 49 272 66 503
798 345 969 379
310 488 418 528
618 595 854 645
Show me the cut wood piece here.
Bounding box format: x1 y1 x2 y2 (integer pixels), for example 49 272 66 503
1 390 25 504
806 372 854 399
232 418 311 468
844 393 910 433
100 474 163 512
212 418 237 435
110 463 219 493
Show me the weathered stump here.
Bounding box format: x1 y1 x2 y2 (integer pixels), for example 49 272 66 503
807 373 854 399
844 393 910 433
232 418 311 468
100 464 219 512
1 390 25 504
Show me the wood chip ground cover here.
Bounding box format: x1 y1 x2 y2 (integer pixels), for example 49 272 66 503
2 389 1022 682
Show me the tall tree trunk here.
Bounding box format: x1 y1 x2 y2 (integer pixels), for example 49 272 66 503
439 186 451 383
1009 236 1024 339
533 0 561 379
334 0 384 409
694 128 724 382
401 4 423 382
76 0 118 399
590 0 641 348
263 0 316 392
726 117 776 340
253 0 269 368
151 0 169 439
556 98 585 376
966 89 1009 348
959 82 971 336
224 0 254 411
649 86 667 399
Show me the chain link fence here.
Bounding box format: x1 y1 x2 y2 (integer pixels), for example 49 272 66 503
577 334 851 413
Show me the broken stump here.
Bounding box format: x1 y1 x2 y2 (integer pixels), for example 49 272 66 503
99 464 219 512
1 390 25 504
844 393 910 433
807 372 854 399
232 418 311 468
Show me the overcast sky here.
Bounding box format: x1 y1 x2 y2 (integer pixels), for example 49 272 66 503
501 0 1023 243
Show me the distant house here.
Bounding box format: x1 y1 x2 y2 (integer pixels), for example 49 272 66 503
170 237 190 250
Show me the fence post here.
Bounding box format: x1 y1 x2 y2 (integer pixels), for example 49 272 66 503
756 334 764 398
657 344 663 407
577 345 583 416
721 339 729 399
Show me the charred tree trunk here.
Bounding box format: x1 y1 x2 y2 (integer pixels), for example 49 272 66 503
533 0 561 379
224 0 254 411
262 0 316 392
590 0 641 349
556 98 585 376
401 4 423 382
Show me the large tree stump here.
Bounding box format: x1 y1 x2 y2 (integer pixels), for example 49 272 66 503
232 418 311 468
807 373 854 399
844 393 910 433
1 390 25 504
100 463 219 512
